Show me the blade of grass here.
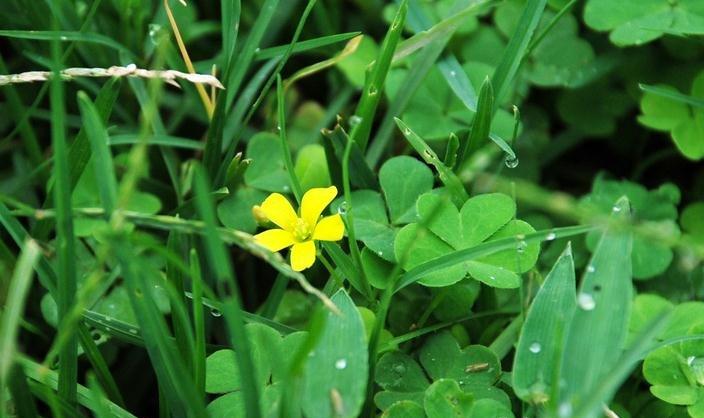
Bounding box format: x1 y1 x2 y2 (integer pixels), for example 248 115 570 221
395 118 469 206
0 239 40 386
525 0 578 56
491 0 547 104
366 35 450 168
639 83 704 108
255 32 361 60
456 77 494 169
222 0 241 69
559 198 633 407
109 134 203 150
192 164 261 418
18 356 138 418
276 75 303 202
7 364 39 418
350 0 408 152
76 326 126 408
189 249 206 399
395 225 593 291
50 28 78 407
0 30 132 56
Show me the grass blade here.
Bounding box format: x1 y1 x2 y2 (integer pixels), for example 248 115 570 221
0 239 40 386
255 32 361 60
192 165 261 418
491 0 547 103
50 31 78 407
512 243 576 403
559 198 633 410
350 0 408 152
456 77 494 169
0 30 132 56
639 83 704 108
394 118 468 206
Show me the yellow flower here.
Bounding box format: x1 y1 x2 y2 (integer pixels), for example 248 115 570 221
253 186 344 271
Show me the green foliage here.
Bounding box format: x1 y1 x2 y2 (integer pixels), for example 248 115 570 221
2 0 703 417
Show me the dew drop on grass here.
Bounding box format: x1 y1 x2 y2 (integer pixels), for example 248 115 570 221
529 342 541 354
337 202 349 215
586 265 596 273
335 358 347 370
504 155 519 168
210 308 222 317
450 70 457 77
368 85 378 96
577 293 596 311
349 115 362 126
403 128 411 136
129 328 138 334
612 205 622 213
688 356 696 366
546 232 556 241
558 402 573 418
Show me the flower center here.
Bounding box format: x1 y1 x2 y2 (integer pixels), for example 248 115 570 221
292 218 312 241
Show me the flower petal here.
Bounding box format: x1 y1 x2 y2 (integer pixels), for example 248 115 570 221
260 193 298 232
290 240 316 271
300 186 338 228
254 229 295 252
313 214 345 241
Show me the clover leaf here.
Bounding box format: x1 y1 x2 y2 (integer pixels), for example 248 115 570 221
394 192 539 288
584 0 704 47
332 156 432 268
644 323 704 418
580 178 681 279
374 331 510 413
639 71 704 161
205 324 306 418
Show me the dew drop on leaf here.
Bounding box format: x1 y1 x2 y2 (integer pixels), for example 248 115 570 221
335 358 347 370
546 232 556 241
529 342 542 354
505 155 519 168
577 293 596 311
586 265 596 273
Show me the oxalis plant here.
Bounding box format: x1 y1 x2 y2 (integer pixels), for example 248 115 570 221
0 0 703 418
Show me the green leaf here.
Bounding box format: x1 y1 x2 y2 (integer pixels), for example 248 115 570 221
583 0 704 46
394 192 538 288
423 379 473 418
419 332 501 390
513 243 576 403
638 71 704 160
379 156 434 224
244 132 289 192
382 401 425 418
217 187 268 234
302 289 368 418
336 35 379 88
559 197 633 408
294 144 332 192
468 399 515 418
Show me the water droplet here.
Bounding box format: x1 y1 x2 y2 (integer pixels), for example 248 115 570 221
393 364 406 374
337 202 349 215
210 308 222 317
349 115 362 126
377 251 383 257
450 70 457 77
403 128 411 136
254 47 261 52
504 155 519 168
546 232 556 241
516 240 528 254
612 205 622 213
368 85 378 96
577 292 596 311
489 275 496 281
60 35 68 41
335 358 347 370
558 402 573 418
586 265 596 273
688 356 696 366
529 342 541 354
282 185 290 192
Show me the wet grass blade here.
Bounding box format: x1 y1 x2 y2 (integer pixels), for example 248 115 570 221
221 0 241 69
559 198 633 410
0 30 132 56
491 0 547 103
512 243 575 402
350 0 408 152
